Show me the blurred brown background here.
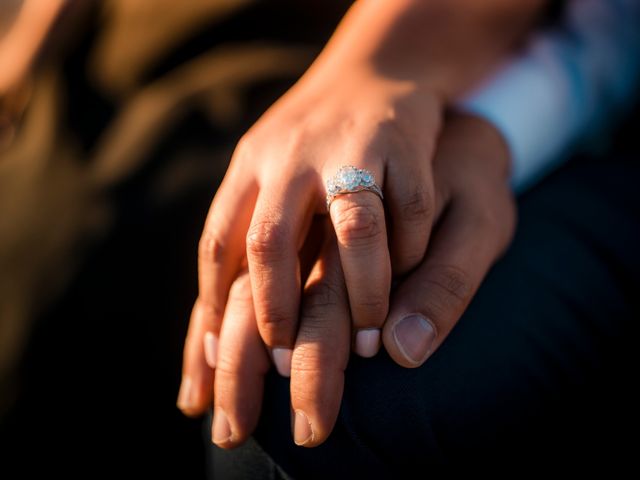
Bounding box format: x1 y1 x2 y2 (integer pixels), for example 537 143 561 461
0 0 350 476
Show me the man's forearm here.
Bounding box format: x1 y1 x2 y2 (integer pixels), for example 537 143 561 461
304 0 548 98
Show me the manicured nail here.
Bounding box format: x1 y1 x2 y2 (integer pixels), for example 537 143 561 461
393 314 436 365
294 410 314 446
272 348 292 377
203 331 218 369
355 329 380 358
212 408 233 444
176 376 194 410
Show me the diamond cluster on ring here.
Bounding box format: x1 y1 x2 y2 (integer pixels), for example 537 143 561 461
327 166 375 195
325 165 382 210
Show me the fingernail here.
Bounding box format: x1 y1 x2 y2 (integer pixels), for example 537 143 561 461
393 314 436 365
355 329 380 358
294 410 314 446
176 376 194 411
212 408 233 444
272 348 292 377
203 332 218 369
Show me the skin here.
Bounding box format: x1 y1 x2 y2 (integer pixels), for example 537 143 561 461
209 113 516 448
0 0 68 149
178 0 544 446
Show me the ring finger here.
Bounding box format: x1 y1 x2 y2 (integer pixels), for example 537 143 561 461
326 163 391 358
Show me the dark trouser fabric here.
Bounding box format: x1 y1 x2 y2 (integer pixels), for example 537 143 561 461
209 148 640 478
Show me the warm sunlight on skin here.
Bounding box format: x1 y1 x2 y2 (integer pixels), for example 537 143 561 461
0 0 66 95
0 0 67 149
177 0 546 449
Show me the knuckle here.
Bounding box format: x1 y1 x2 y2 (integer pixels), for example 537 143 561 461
198 230 226 265
398 187 433 227
246 220 290 259
355 293 387 316
332 202 384 248
213 354 237 379
302 282 344 321
257 305 293 343
260 307 291 328
227 276 253 304
423 264 473 317
299 314 334 344
196 298 224 322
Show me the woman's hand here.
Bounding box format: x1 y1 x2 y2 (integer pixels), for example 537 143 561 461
215 72 440 367
179 113 517 446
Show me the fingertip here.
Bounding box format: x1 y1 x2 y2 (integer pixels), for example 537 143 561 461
203 331 219 369
212 408 234 447
178 406 207 418
211 407 255 449
354 328 380 358
177 375 210 417
176 375 193 410
272 347 293 377
383 313 437 368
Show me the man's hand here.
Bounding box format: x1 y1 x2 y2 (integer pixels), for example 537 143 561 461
382 113 515 367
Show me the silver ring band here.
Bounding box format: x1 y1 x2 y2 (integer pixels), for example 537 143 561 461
325 165 384 210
